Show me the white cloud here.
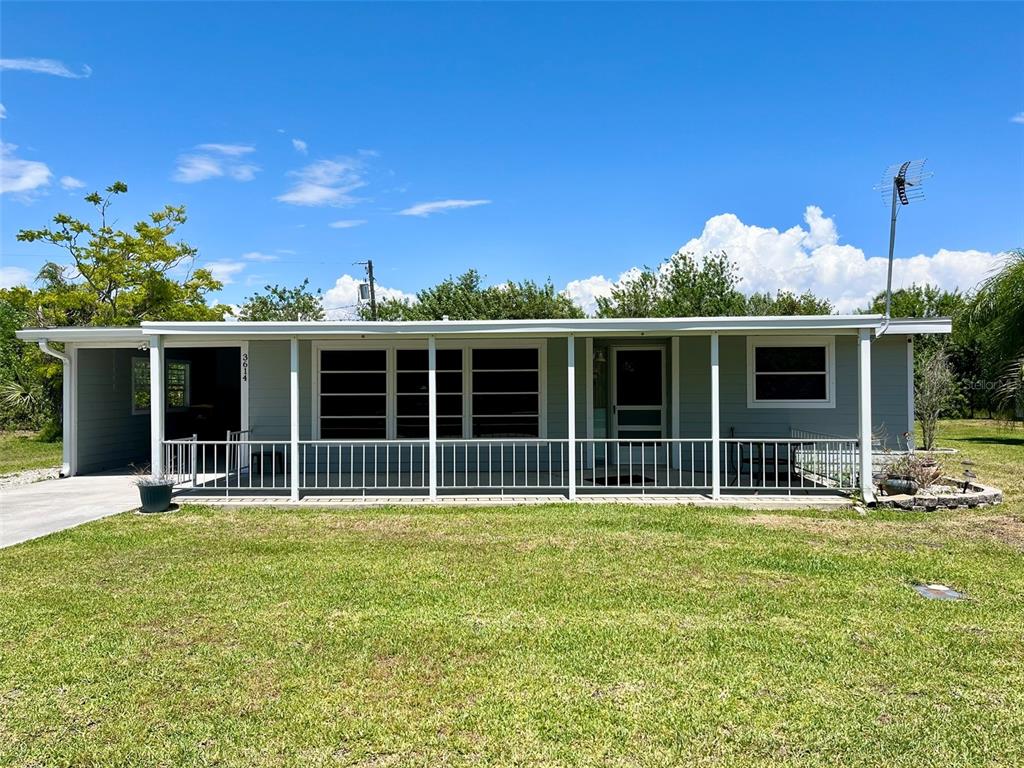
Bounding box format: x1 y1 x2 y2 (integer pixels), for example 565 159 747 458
59 175 86 190
0 103 6 119
322 274 416 319
0 266 34 288
328 219 367 229
203 260 247 285
241 251 278 262
0 142 52 197
397 199 491 217
276 157 365 207
0 58 91 78
196 143 255 156
564 206 1001 315
563 269 642 316
173 143 259 183
291 138 308 154
1011 112 1024 125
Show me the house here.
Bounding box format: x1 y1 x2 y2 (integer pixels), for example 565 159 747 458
16 315 950 502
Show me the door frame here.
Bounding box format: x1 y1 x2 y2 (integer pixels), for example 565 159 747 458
609 345 667 439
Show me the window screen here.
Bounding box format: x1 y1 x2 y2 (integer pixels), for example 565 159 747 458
395 348 463 438
320 349 387 438
471 347 540 438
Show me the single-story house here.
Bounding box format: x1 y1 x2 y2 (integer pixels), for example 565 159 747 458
16 315 950 502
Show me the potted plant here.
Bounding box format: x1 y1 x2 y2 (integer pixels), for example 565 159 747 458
879 453 943 496
135 473 174 513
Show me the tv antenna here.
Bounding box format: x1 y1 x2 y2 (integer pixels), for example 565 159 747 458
873 159 932 334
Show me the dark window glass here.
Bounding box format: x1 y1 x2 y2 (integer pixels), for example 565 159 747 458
321 349 386 371
320 394 387 417
472 347 538 370
617 410 662 427
754 346 826 373
320 418 386 439
472 370 539 394
755 373 827 400
472 416 540 438
396 348 462 371
615 350 662 406
321 372 386 394
395 371 463 394
473 393 538 416
395 417 462 439
396 395 427 416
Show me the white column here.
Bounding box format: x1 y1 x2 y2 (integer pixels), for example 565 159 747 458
289 336 300 501
906 336 915 449
567 335 576 500
428 335 438 499
710 333 720 499
858 328 875 502
671 336 680 469
149 335 165 476
585 337 593 471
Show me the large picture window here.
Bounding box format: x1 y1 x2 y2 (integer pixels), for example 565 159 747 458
747 337 834 408
314 342 546 439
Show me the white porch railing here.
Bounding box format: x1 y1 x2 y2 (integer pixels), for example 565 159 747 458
720 438 859 492
575 438 713 491
162 436 860 497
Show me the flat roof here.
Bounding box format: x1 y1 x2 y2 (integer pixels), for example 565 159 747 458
15 315 952 344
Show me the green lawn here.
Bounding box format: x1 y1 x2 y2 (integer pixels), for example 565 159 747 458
0 432 62 475
1 421 1022 767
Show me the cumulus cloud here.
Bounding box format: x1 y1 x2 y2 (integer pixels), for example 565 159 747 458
328 219 367 229
203 260 247 285
564 206 1001 315
0 58 91 78
398 199 491 217
0 142 52 197
0 266 34 288
59 175 86 190
276 157 365 207
322 274 416 319
1011 112 1024 125
291 138 308 154
173 143 259 183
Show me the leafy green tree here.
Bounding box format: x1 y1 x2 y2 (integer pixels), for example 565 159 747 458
968 249 1024 419
16 182 227 326
746 290 833 316
367 270 584 321
237 279 325 321
0 290 56 430
597 251 747 318
863 283 965 320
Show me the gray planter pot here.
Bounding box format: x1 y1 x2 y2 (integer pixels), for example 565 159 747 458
138 483 173 513
882 476 919 496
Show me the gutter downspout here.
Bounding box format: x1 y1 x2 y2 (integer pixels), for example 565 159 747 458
37 340 73 477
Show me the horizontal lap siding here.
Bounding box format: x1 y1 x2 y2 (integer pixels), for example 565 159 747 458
248 339 312 441
871 335 911 446
76 348 149 473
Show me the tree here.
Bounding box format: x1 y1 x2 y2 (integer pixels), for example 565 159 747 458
916 348 958 450
863 283 965 320
596 251 747 318
746 290 833 316
367 270 584 321
968 248 1024 420
16 182 227 326
237 279 325 321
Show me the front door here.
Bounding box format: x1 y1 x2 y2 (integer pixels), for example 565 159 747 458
611 347 665 439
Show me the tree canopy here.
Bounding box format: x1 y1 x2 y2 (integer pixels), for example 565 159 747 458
365 270 584 321
237 279 325 321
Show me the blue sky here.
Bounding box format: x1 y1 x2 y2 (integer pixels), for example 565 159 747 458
2 2 1022 314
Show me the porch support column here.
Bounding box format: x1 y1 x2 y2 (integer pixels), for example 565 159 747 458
149 334 164 476
710 332 720 499
428 335 438 499
671 336 680 469
289 336 300 501
858 328 875 503
567 335 576 500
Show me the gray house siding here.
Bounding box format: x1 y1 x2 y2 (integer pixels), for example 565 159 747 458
248 339 312 440
76 348 149 473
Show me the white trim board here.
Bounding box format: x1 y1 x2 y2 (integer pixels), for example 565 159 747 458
746 335 836 410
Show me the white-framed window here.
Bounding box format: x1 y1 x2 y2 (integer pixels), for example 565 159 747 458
131 358 191 415
312 340 547 439
746 336 835 409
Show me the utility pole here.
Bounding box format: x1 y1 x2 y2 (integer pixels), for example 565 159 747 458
366 259 378 320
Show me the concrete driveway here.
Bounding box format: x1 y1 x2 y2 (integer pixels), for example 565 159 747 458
0 472 140 548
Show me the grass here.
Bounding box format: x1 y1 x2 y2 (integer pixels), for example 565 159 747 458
1 420 1022 767
0 432 62 475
